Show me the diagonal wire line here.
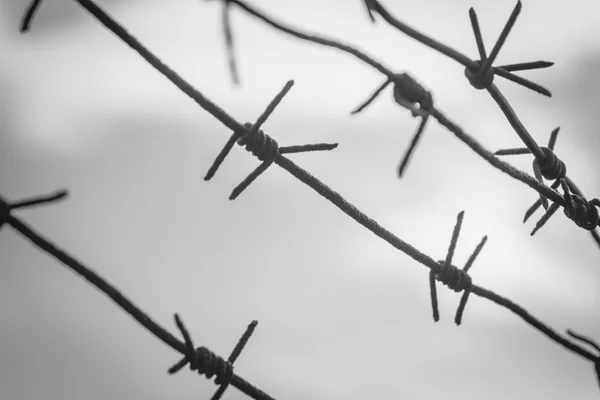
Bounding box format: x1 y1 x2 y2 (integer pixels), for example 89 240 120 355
12 0 599 383
210 0 600 248
205 0 562 206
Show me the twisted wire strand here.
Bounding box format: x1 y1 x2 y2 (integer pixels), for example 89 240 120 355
536 148 566 181
364 0 600 246
14 0 600 394
169 315 234 386
212 0 591 236
210 320 258 400
0 190 68 229
368 0 551 96
20 0 43 32
428 212 479 325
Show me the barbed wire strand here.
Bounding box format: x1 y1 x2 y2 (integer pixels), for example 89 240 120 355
364 0 600 245
211 0 600 247
210 0 563 203
15 0 600 393
0 192 274 399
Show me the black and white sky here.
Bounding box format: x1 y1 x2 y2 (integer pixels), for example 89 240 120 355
1 0 600 399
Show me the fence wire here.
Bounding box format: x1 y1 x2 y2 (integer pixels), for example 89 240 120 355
7 0 600 397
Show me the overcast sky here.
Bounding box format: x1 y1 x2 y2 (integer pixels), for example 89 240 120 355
1 0 600 399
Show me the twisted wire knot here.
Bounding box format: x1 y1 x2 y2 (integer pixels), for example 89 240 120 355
237 122 280 162
186 346 234 386
393 73 433 115
464 61 494 90
536 147 566 181
434 260 472 293
563 192 600 230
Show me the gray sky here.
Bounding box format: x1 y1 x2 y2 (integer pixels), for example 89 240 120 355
1 0 600 399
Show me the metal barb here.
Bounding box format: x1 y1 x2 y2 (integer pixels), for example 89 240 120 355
497 127 566 220
168 314 235 389
350 78 392 115
479 1 522 73
428 211 481 325
463 2 553 94
468 8 487 60
211 320 259 400
0 190 69 230
222 0 240 85
397 116 428 178
20 0 43 32
363 0 377 23
444 211 465 269
13 0 600 394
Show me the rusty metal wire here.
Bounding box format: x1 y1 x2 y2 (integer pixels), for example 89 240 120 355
0 190 271 399
15 0 600 396
210 0 600 249
361 0 600 246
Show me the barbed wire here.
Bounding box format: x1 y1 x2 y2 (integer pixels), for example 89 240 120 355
0 192 272 400
14 0 600 396
209 0 600 245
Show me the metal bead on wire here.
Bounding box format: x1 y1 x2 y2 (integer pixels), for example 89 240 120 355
464 60 495 90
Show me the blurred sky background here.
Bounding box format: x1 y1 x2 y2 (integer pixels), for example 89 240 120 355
1 0 600 399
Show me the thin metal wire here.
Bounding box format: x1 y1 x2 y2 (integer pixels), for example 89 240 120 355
360 0 600 246
428 212 485 326
216 0 600 248
14 0 600 394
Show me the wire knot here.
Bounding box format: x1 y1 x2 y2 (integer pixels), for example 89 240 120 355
169 314 259 400
237 122 280 162
563 191 600 231
184 346 235 385
536 147 566 181
433 260 472 293
427 212 487 325
392 73 433 117
464 60 495 90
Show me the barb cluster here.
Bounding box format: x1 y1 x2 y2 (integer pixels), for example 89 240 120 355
428 212 487 325
209 0 600 246
204 80 338 200
170 314 258 400
464 2 552 95
13 0 600 396
352 73 433 177
496 129 600 235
